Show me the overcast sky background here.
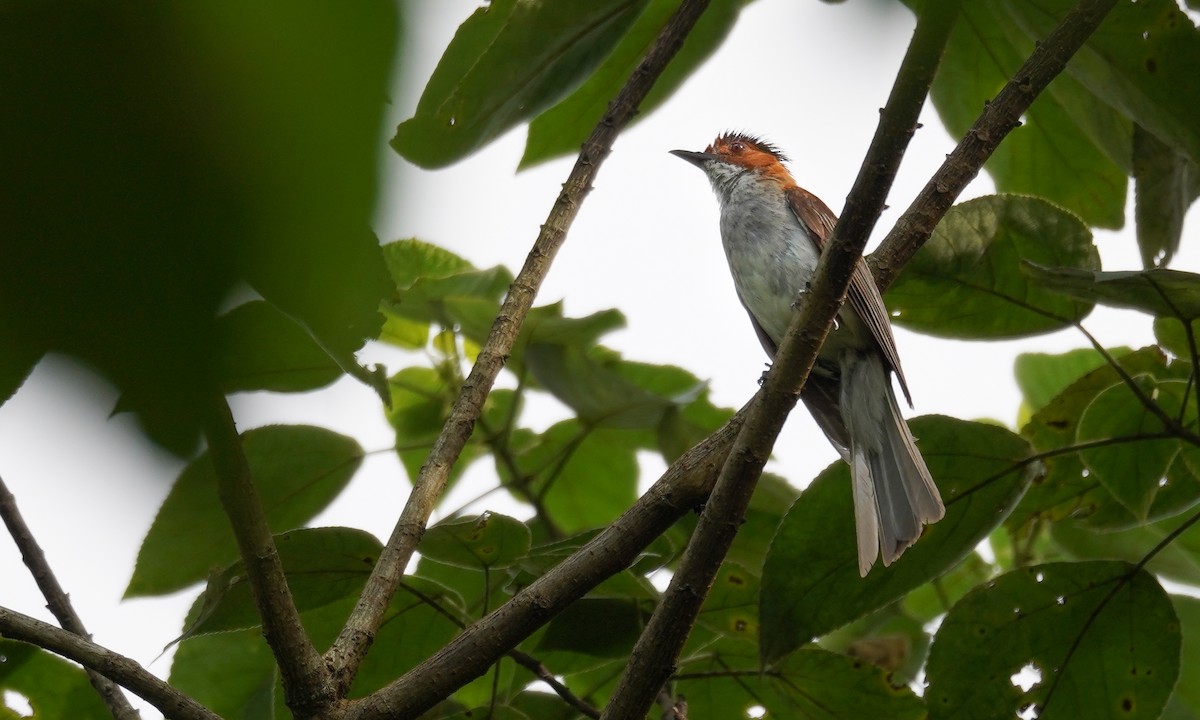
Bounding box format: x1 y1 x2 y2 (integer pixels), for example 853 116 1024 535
2 1 1197 717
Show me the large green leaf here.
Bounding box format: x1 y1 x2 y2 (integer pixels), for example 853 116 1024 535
925 562 1180 720
393 0 649 168
929 2 1127 228
887 195 1098 339
0 4 396 452
1077 377 1200 520
759 416 1033 663
677 641 926 719
1014 348 1127 415
216 301 343 394
420 513 532 570
520 0 745 168
1011 346 1197 532
169 627 278 720
126 425 363 597
1024 265 1200 320
0 641 111 720
178 527 381 638
1163 596 1200 719
1006 0 1200 164
1050 510 1200 587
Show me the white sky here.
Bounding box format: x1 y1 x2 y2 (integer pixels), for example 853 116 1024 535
1 1 1196 717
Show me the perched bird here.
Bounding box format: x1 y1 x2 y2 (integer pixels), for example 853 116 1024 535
671 132 943 576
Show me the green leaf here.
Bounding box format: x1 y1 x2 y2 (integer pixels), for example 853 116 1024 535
925 562 1180 720
1024 264 1200 320
1163 596 1200 719
169 628 278 720
887 195 1098 339
525 344 677 429
420 513 532 570
1011 346 1194 532
1133 124 1200 268
382 239 475 289
215 301 343 394
179 527 381 638
1077 376 1199 519
386 365 484 487
697 563 760 645
1005 0 1200 165
1050 510 1200 587
536 598 646 658
504 421 643 534
126 425 363 597
1154 317 1200 359
393 0 649 168
759 416 1033 663
0 641 111 720
520 0 745 168
678 642 926 719
0 3 396 452
1014 348 1128 414
929 2 1127 228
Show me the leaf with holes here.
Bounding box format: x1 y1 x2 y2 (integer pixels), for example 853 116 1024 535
926 562 1180 720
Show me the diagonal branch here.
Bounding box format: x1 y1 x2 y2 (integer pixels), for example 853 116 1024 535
601 0 964 715
343 406 746 720
0 475 141 720
200 395 332 716
869 0 1120 292
325 0 718 695
0 606 219 720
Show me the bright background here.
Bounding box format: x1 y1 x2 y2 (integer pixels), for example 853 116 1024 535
1 1 1195 717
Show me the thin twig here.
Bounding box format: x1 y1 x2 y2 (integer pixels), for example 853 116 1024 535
200 395 332 715
601 1 965 715
870 0 1121 292
326 0 718 695
0 606 219 720
0 475 141 720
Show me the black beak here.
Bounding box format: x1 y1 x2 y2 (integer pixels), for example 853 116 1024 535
669 149 714 169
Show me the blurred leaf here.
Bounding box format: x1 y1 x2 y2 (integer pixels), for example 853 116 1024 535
178 527 381 638
525 344 676 429
0 641 111 720
126 425 363 597
925 562 1179 720
537 598 646 658
1014 348 1129 414
509 528 671 600
420 513 532 570
1154 317 1200 359
1024 264 1200 320
1005 0 1200 165
1050 510 1200 587
216 301 343 394
888 195 1098 339
521 0 745 168
386 365 484 487
928 2 1127 228
677 641 925 719
170 627 278 720
444 707 529 720
505 421 643 534
0 3 396 452
760 416 1033 663
1133 124 1200 269
394 0 649 168
1077 376 1200 519
1163 596 1200 719
901 552 994 624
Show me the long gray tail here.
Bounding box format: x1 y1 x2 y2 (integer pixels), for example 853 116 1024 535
840 351 944 576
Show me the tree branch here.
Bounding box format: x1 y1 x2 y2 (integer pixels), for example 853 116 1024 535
0 475 141 720
0 606 219 720
200 395 332 717
601 2 964 715
343 406 745 720
869 0 1120 292
326 0 718 695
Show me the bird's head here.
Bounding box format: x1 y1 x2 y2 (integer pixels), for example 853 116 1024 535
671 132 794 197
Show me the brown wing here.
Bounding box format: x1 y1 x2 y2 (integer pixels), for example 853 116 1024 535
784 186 913 405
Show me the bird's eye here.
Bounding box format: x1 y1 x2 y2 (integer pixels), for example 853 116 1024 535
729 142 745 153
